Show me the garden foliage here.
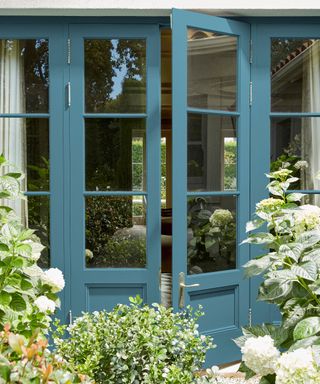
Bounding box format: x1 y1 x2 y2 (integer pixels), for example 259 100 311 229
53 296 214 384
236 167 320 383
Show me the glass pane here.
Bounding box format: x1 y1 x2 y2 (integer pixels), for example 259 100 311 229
0 39 49 113
85 195 147 268
271 117 320 190
187 195 236 274
188 113 237 191
85 39 146 113
187 28 237 111
27 196 50 269
86 119 146 191
271 39 320 112
0 118 49 191
301 194 320 207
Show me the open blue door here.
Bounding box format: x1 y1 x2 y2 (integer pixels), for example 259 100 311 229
68 24 161 317
171 9 251 364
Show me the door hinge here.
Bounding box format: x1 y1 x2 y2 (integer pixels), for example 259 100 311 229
249 81 253 106
66 81 71 108
248 307 252 327
249 39 253 64
69 309 73 326
67 38 71 64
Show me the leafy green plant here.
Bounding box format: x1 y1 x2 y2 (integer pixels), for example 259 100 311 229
188 198 236 273
0 155 64 336
53 296 214 384
235 167 320 382
0 324 93 383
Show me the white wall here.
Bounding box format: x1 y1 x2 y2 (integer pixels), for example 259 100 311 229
1 0 320 17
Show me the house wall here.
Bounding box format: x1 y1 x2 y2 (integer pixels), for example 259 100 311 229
1 0 320 16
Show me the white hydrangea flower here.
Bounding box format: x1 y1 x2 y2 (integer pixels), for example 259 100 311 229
294 204 320 231
294 160 308 170
34 295 56 313
241 336 280 376
42 268 65 292
275 347 320 384
209 209 233 227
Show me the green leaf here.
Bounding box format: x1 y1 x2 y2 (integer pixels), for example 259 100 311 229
297 230 320 249
259 374 276 384
278 243 303 262
246 219 265 232
9 293 26 312
0 243 9 252
293 317 320 341
20 278 33 291
0 292 11 306
5 172 21 179
292 262 317 281
0 364 11 381
242 232 275 245
286 193 305 202
238 361 256 380
289 336 320 351
258 278 293 301
15 243 32 257
0 191 10 199
243 256 271 278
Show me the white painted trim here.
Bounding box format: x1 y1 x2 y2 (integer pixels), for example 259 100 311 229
1 0 320 17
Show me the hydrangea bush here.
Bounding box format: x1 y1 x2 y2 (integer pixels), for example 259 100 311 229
235 166 320 383
238 335 320 384
0 155 65 336
53 296 214 384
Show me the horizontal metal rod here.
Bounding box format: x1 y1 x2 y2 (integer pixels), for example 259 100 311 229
270 112 320 118
24 191 50 196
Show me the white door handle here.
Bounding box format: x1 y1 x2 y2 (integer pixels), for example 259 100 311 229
179 272 200 308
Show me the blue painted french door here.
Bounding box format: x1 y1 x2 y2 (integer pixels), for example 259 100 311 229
171 10 251 364
68 24 161 316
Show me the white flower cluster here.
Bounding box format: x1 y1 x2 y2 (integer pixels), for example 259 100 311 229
294 160 308 170
294 204 320 231
42 268 65 293
275 347 320 384
210 209 233 227
241 336 280 376
34 296 56 313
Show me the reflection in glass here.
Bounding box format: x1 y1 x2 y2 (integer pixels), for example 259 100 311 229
301 194 320 207
187 28 237 111
271 39 320 112
85 39 146 113
271 117 320 190
85 196 147 268
86 119 146 191
0 118 49 191
27 196 50 269
187 196 236 274
188 114 237 191
0 39 49 113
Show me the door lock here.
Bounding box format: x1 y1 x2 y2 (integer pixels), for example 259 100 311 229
179 272 200 308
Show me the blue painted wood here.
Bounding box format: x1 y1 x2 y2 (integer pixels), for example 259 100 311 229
172 9 250 365
69 24 161 316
